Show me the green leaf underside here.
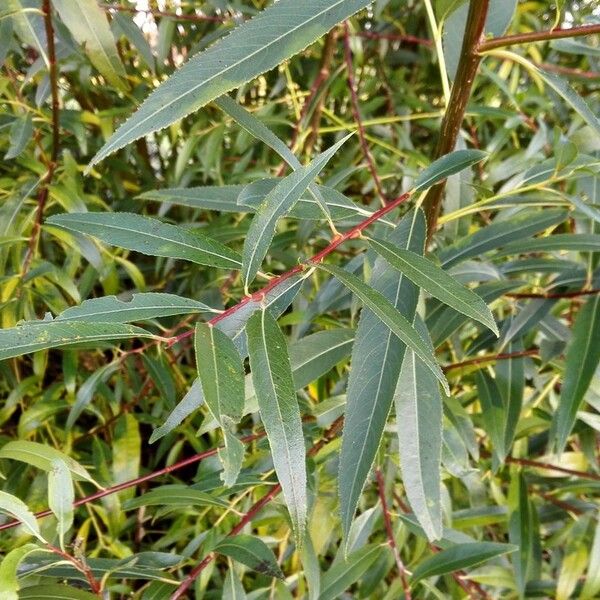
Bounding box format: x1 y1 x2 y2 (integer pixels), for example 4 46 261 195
395 318 443 541
48 459 74 548
369 237 498 335
88 0 372 169
411 542 517 583
195 323 246 486
553 294 600 453
242 134 351 286
246 309 307 541
0 321 155 361
46 212 241 269
0 491 43 541
317 263 449 394
57 292 217 323
214 534 284 579
414 149 487 191
337 209 426 543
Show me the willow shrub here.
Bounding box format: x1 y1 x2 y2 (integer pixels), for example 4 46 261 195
1 0 600 598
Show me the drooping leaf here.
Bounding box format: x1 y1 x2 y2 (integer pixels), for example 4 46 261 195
222 566 247 600
411 542 517 583
395 318 443 542
319 544 382 600
0 321 157 362
56 292 218 323
498 234 600 256
0 491 44 541
368 237 498 335
46 212 242 269
414 149 487 192
242 134 351 286
88 0 372 169
48 459 74 549
337 209 425 543
52 0 127 91
317 263 449 394
246 309 307 541
553 294 600 452
0 440 96 484
195 323 245 486
214 534 284 579
5 0 47 66
475 371 507 462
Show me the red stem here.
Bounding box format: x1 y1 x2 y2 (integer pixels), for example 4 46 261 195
443 349 539 373
47 543 101 594
355 31 432 46
375 469 411 598
342 21 388 206
506 288 600 300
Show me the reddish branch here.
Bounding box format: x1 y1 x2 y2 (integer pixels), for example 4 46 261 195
342 21 388 206
375 469 411 598
167 190 412 346
443 349 539 372
355 31 432 46
506 457 600 481
507 288 600 300
21 0 60 280
47 543 101 594
478 23 600 53
422 0 490 240
539 63 600 81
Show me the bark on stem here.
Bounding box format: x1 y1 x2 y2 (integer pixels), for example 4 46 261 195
422 0 490 242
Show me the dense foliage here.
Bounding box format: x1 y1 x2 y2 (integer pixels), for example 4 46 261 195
1 0 600 598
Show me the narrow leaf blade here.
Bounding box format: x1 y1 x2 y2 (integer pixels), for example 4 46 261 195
214 534 284 579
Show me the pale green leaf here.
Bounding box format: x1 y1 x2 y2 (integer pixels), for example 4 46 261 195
0 441 96 484
18 584 100 600
88 0 372 169
214 534 284 579
246 309 307 541
0 543 42 600
48 459 74 549
5 114 33 160
223 566 247 600
0 491 44 541
46 212 241 269
369 237 498 335
395 318 443 542
52 0 127 90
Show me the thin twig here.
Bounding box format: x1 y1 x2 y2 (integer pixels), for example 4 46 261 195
478 23 600 53
342 21 388 206
375 469 411 598
47 543 101 594
506 288 600 300
506 457 600 481
21 0 60 280
443 349 539 373
355 31 432 46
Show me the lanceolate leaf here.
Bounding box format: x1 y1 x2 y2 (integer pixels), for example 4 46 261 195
411 542 517 583
498 234 600 256
246 309 307 541
475 371 507 462
0 543 43 599
553 294 600 453
319 544 382 600
337 209 426 543
509 473 535 597
214 534 284 579
438 209 568 267
48 459 74 549
395 318 443 542
88 0 372 169
414 149 487 192
0 491 44 541
242 134 351 286
317 263 449 394
0 440 96 484
195 323 246 486
368 237 498 335
0 321 157 361
46 212 242 269
52 0 127 91
56 292 218 323
17 585 100 600
123 485 229 511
